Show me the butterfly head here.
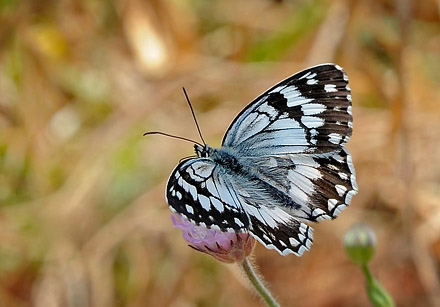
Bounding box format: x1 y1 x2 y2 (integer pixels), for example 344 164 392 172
194 143 210 158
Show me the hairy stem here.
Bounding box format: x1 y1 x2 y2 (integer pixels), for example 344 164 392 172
240 257 281 307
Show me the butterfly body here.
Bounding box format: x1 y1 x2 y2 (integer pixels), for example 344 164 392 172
167 64 358 256
195 144 242 172
196 144 303 211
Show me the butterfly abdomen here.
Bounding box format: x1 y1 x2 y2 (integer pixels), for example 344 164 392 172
208 146 303 212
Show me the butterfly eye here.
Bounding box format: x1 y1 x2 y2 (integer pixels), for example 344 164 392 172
194 144 209 158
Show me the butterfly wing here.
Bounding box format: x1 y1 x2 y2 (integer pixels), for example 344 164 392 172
167 158 248 232
222 64 357 221
243 148 357 221
167 158 313 256
223 64 353 155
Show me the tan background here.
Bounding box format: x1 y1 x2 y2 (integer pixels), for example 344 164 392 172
1 0 440 306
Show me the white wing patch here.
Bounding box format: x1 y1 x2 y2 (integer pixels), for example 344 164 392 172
301 116 325 128
301 103 327 116
324 84 337 92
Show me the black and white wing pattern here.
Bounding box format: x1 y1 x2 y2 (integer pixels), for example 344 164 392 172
166 64 357 256
167 158 313 256
223 64 352 155
222 64 357 222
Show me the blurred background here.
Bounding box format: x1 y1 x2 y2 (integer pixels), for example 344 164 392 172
1 0 440 306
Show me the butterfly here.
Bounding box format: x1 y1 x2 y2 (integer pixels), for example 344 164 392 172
165 64 358 256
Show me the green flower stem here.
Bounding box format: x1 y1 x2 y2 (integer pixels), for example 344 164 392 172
362 264 395 307
361 264 374 284
240 257 281 307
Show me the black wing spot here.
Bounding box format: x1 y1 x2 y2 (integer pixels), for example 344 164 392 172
267 91 318 145
267 92 288 111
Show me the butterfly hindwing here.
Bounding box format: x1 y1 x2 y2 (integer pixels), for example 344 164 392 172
167 157 315 256
245 147 357 222
167 158 248 232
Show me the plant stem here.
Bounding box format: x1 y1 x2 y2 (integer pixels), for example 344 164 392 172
361 264 373 284
240 257 281 307
361 263 395 307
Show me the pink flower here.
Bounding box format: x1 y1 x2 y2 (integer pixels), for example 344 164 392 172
171 214 255 263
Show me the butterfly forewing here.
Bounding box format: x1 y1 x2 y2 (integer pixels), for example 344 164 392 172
223 64 352 155
166 64 357 257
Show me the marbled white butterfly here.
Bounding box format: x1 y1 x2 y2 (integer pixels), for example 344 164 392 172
164 64 357 256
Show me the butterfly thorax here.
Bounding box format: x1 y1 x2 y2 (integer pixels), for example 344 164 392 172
194 144 242 173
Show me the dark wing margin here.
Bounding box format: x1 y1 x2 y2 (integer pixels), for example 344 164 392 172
307 147 358 221
243 203 314 256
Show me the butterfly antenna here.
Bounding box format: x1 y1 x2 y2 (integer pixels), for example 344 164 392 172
182 87 206 146
143 131 203 147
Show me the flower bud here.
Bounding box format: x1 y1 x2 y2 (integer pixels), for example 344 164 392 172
171 214 255 263
343 223 377 265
